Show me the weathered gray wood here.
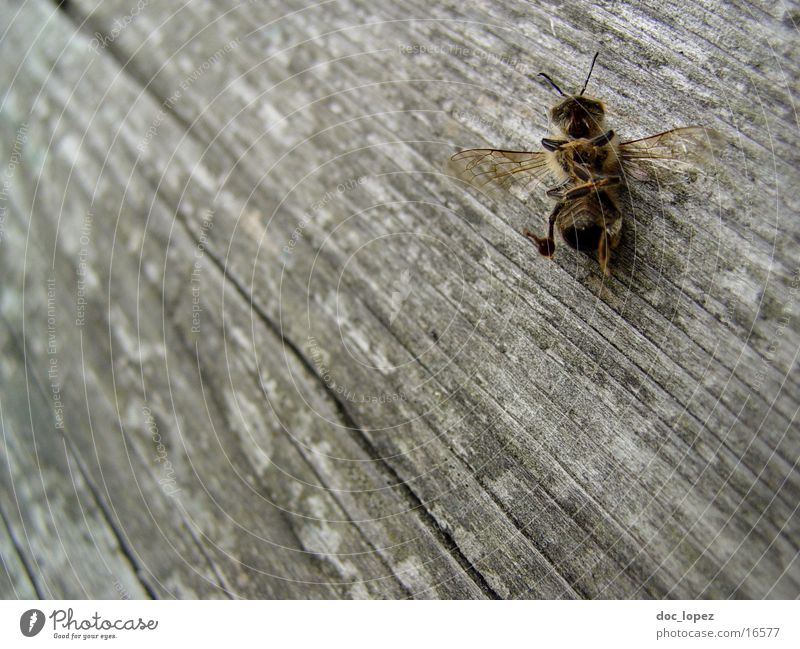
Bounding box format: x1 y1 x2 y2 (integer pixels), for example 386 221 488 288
1 0 798 598
0 322 152 599
0 510 40 598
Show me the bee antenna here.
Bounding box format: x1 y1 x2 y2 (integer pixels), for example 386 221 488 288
538 72 565 96
580 52 600 95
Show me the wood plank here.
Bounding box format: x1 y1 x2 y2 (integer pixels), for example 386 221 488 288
0 322 152 599
0 508 40 598
1 0 486 598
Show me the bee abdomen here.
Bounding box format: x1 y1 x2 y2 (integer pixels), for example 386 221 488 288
559 196 621 252
562 221 605 252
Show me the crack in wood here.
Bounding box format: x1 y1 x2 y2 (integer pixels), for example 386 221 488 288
174 212 496 598
0 504 46 599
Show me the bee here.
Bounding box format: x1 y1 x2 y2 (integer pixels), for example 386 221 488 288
449 52 717 274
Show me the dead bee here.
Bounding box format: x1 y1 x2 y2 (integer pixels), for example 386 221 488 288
449 52 717 274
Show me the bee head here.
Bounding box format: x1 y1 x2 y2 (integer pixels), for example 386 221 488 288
550 96 606 138
539 52 605 138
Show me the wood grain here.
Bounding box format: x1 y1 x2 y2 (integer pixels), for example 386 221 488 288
0 0 797 598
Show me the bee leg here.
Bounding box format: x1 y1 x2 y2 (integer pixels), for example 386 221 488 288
545 180 570 198
573 164 617 183
597 229 611 276
523 202 563 257
563 175 620 200
542 137 568 151
573 163 592 182
588 129 615 146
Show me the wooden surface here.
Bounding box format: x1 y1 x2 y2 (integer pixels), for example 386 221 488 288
1 0 798 599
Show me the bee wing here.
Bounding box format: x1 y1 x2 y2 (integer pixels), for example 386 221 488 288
447 148 551 196
618 126 722 182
